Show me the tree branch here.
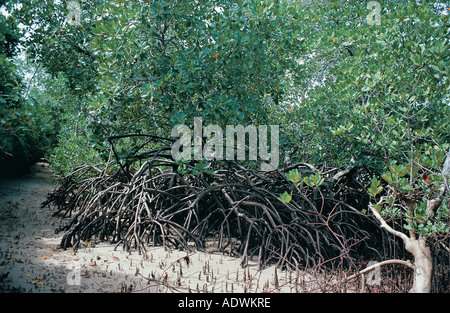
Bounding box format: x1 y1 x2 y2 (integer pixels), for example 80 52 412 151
331 165 354 183
327 259 414 291
345 259 415 282
369 197 410 245
426 148 450 218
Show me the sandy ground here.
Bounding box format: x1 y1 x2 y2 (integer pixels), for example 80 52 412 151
0 163 331 293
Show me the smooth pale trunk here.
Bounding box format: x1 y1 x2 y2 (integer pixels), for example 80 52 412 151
406 236 432 293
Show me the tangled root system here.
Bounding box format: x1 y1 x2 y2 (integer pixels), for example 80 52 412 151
43 134 393 270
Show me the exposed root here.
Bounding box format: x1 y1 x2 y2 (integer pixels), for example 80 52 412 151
42 134 392 270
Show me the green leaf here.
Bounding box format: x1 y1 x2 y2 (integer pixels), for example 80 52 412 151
278 191 292 204
404 224 412 231
286 169 302 184
381 172 393 184
303 173 324 187
367 177 383 198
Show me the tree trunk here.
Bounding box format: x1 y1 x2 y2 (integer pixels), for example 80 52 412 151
405 236 432 293
368 149 449 293
406 148 450 293
369 204 433 293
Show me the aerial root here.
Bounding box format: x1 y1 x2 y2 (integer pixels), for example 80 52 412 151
43 134 390 269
